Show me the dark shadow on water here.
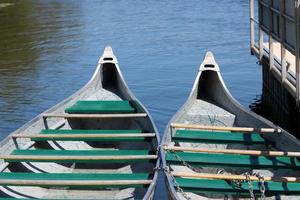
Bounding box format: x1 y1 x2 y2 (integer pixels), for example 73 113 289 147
250 94 300 139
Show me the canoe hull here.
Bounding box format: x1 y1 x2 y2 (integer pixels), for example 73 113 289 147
162 52 300 199
0 47 159 200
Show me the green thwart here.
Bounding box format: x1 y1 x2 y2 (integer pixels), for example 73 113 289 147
0 172 150 188
166 151 300 169
65 100 136 114
6 149 156 163
175 177 300 195
36 129 147 142
172 130 269 145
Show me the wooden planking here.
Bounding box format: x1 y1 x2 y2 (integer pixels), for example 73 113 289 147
0 155 158 161
163 146 300 157
12 133 155 139
43 113 147 118
171 172 300 182
0 179 152 186
170 123 281 133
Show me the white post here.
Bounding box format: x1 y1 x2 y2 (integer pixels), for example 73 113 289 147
250 0 255 48
269 35 274 70
258 0 264 61
280 0 287 82
259 28 264 61
269 0 274 71
281 45 287 82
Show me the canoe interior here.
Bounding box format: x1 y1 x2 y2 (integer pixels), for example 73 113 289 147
163 52 300 200
0 47 159 200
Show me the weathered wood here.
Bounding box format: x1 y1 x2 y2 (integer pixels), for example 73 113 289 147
12 133 155 139
171 172 300 182
0 179 152 186
170 123 281 133
0 155 158 161
163 146 300 157
43 113 147 118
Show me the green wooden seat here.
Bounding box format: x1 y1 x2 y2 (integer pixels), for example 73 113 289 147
34 129 149 142
0 172 150 188
172 130 269 145
175 177 300 195
65 100 135 114
5 149 156 163
166 151 300 169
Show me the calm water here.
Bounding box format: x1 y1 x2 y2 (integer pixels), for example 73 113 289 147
0 0 261 198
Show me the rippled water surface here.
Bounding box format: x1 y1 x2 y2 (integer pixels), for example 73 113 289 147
0 0 261 198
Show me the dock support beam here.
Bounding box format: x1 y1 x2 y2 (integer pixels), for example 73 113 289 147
280 0 287 83
259 28 264 61
296 0 300 106
250 0 255 49
269 35 274 71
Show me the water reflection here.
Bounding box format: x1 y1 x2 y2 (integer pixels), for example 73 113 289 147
0 0 85 137
250 94 300 137
0 1 275 198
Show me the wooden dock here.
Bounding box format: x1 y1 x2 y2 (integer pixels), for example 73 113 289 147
250 0 300 105
249 0 300 136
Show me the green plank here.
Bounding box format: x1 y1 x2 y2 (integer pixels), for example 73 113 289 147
65 101 135 114
166 152 300 169
176 177 300 195
173 130 269 145
7 149 156 163
0 172 149 188
37 129 146 142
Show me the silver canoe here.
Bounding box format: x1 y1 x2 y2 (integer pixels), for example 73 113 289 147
0 46 159 200
162 52 300 200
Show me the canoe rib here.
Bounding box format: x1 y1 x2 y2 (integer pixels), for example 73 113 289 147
171 123 281 133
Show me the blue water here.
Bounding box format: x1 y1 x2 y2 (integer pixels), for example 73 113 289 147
0 0 261 198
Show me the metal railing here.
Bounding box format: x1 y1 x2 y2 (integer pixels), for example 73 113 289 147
250 0 300 106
